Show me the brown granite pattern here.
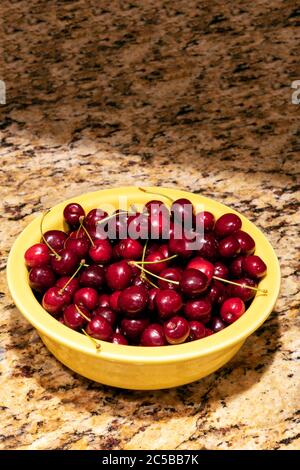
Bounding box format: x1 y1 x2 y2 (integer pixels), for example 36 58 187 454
0 0 299 450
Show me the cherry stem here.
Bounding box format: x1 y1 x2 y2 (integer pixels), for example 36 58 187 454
213 276 268 294
140 240 148 280
40 210 61 260
138 187 174 204
96 210 128 225
75 304 91 322
78 216 95 246
130 262 179 284
134 254 178 265
144 276 159 289
81 328 101 351
59 259 85 294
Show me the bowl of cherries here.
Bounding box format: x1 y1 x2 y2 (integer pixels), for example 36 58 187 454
7 187 280 389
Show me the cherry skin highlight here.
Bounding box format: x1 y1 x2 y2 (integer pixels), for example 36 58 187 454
111 332 128 345
98 294 110 309
106 261 133 291
25 243 50 268
141 324 167 346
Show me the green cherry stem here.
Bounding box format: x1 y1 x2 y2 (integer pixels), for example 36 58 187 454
81 328 101 351
40 210 61 260
58 259 86 294
130 262 179 285
138 187 174 204
78 216 95 246
134 254 178 265
75 304 91 322
213 276 268 294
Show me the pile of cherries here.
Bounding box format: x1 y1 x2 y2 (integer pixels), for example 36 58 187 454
24 189 267 348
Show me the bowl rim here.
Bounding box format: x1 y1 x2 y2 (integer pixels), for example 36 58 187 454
7 186 281 364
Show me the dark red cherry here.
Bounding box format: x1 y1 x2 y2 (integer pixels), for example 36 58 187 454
188 321 206 341
159 244 169 259
89 239 113 264
51 249 79 276
63 304 90 329
116 238 143 260
74 287 98 310
109 291 122 312
179 269 209 297
205 327 214 337
86 315 112 341
214 213 242 239
218 235 241 258
155 289 183 320
132 276 150 290
168 236 193 258
234 230 255 255
144 251 169 274
207 280 227 305
55 276 79 297
79 265 106 290
229 277 257 301
187 257 214 281
210 316 226 332
171 198 195 226
214 261 229 279
220 297 245 324
118 286 148 317
197 233 219 260
158 267 182 290
120 317 149 341
144 200 167 215
111 332 128 345
65 237 90 257
229 256 244 278
195 211 215 232
42 287 71 316
85 208 108 229
98 293 110 309
106 261 133 291
140 323 167 346
25 243 50 268
184 298 212 323
43 230 68 251
148 288 159 311
29 266 56 292
69 227 89 240
92 306 117 327
164 316 190 344
242 255 267 279
63 203 85 227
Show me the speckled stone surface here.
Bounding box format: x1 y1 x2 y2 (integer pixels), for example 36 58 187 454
0 0 299 450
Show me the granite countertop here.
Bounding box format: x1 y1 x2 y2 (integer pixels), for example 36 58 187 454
0 0 299 450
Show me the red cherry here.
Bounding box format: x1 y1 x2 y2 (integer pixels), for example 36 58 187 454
120 317 149 341
63 203 85 227
92 306 117 327
55 276 79 297
158 267 182 290
220 297 245 324
74 287 98 310
207 280 227 305
42 287 71 316
25 243 50 268
65 237 90 258
234 230 255 255
51 249 79 276
141 324 167 346
86 315 112 341
229 277 257 301
85 208 108 229
106 261 133 291
213 261 229 279
218 235 241 258
155 289 183 320
179 269 209 297
43 230 68 251
118 286 149 317
195 211 215 232
111 332 128 345
109 291 122 312
210 316 226 332
229 256 244 278
116 238 143 260
164 316 190 344
79 265 106 290
214 213 242 238
132 275 150 290
171 198 195 226
197 233 219 260
168 236 194 258
184 298 212 323
69 227 89 240
98 294 110 309
63 304 90 329
29 266 56 292
148 288 159 311
205 327 214 337
144 251 169 274
188 321 206 341
89 239 113 264
159 244 170 259
242 255 267 279
187 256 214 281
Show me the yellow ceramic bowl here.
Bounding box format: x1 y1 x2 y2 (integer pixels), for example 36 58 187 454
7 187 280 390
